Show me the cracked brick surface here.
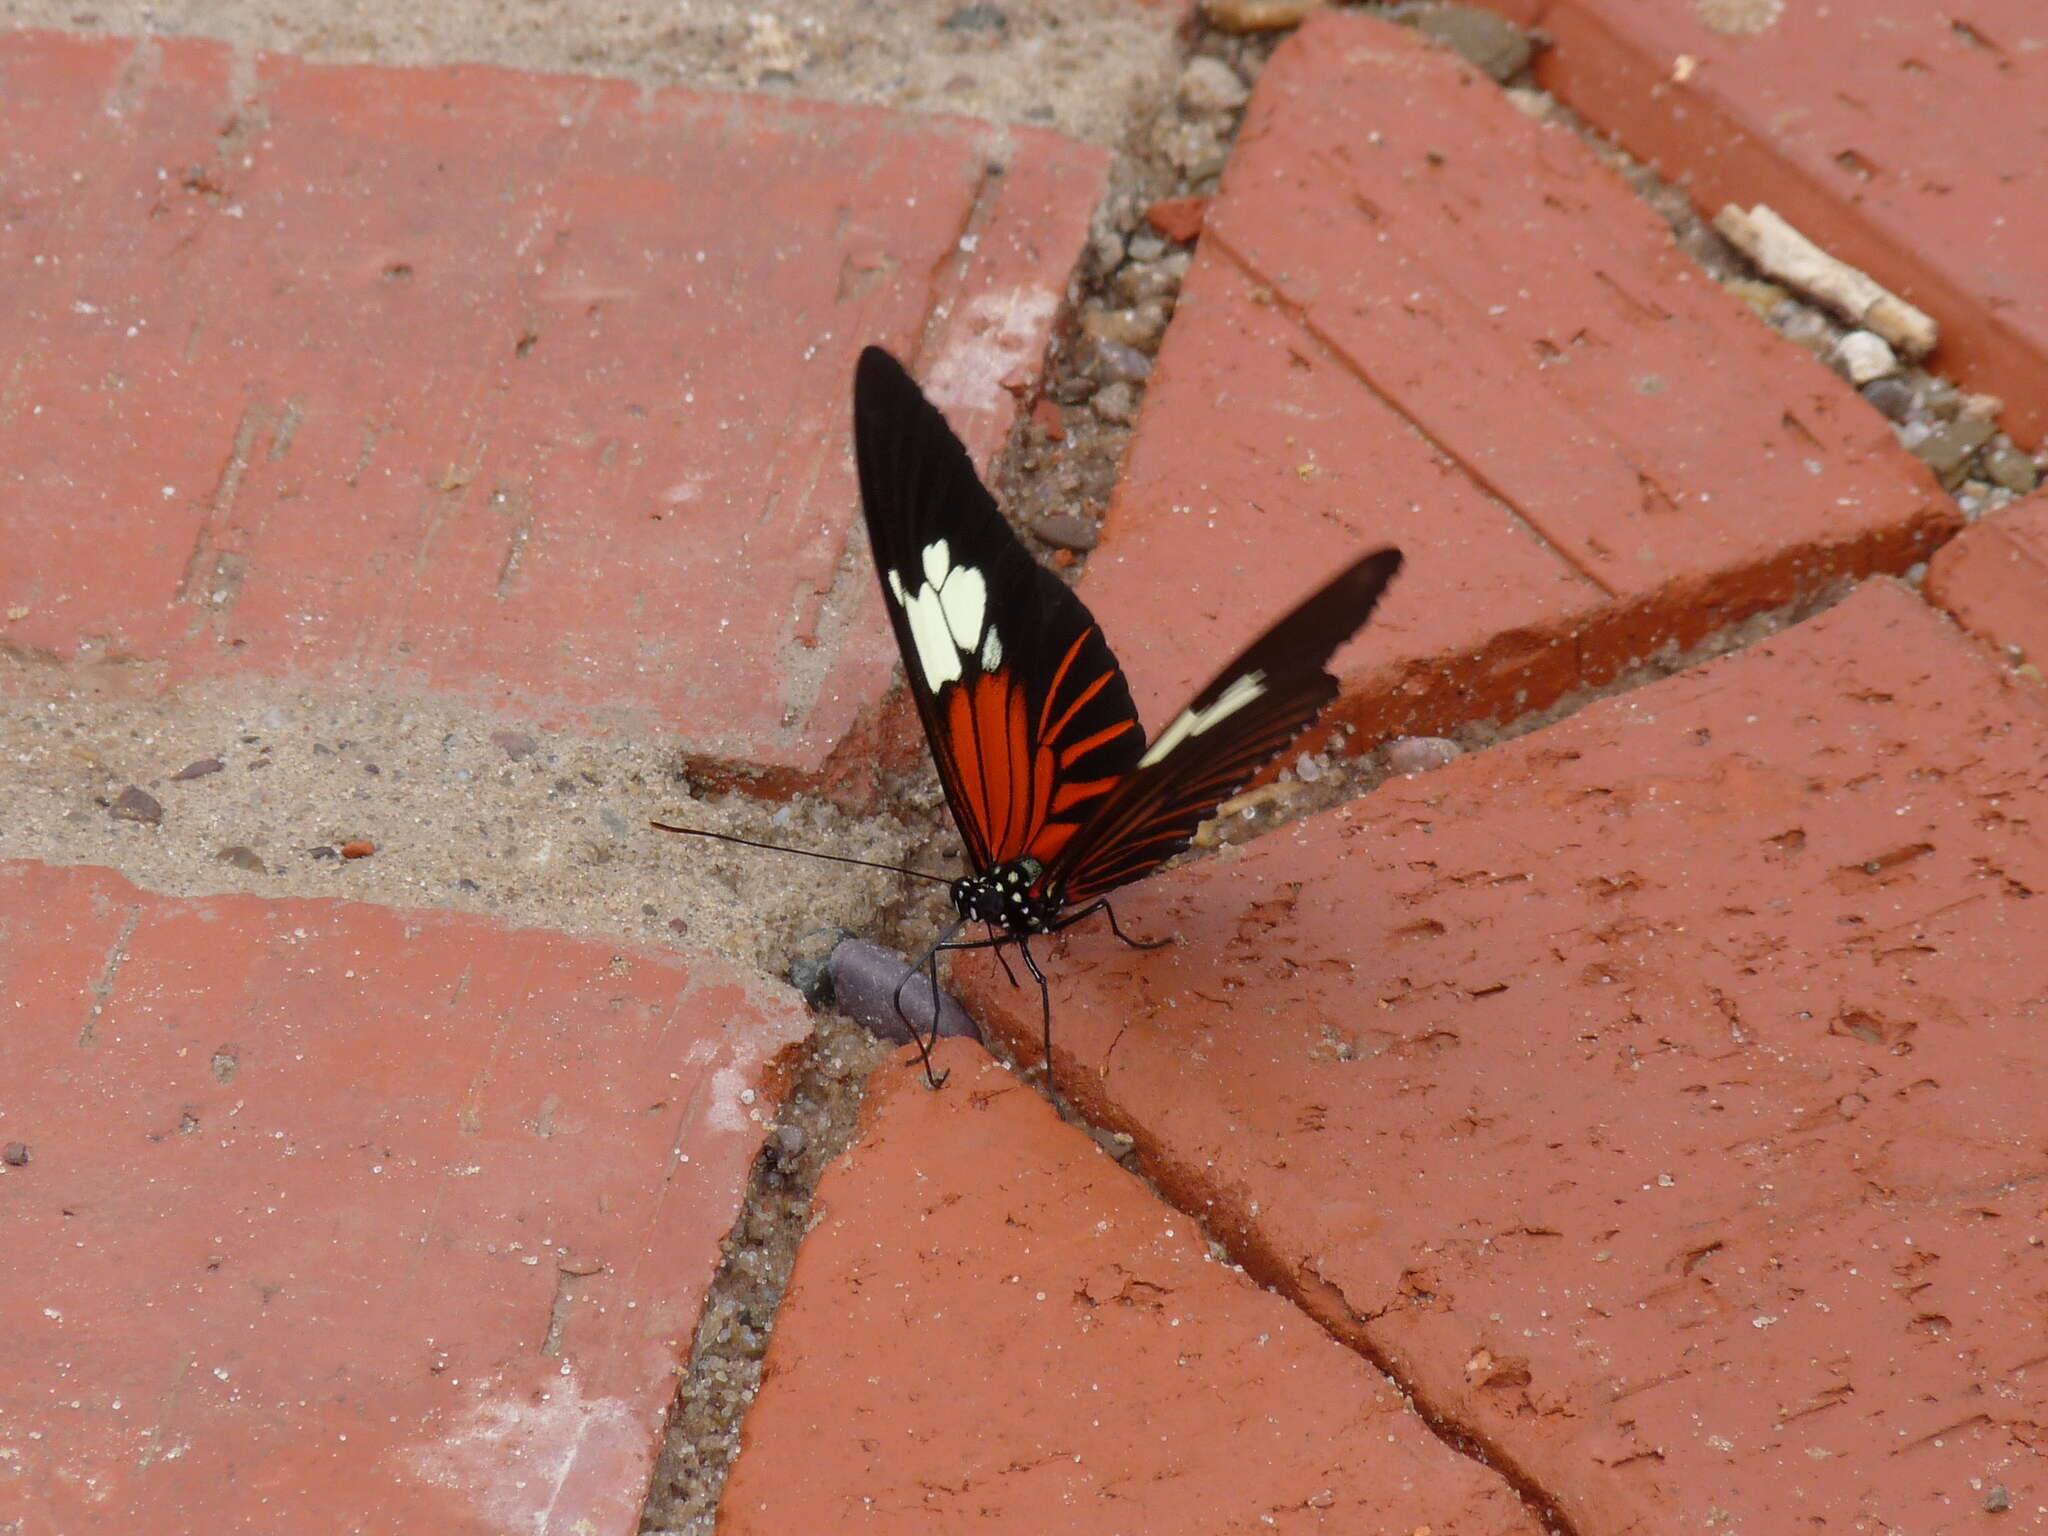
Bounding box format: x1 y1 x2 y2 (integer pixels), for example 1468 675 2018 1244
1498 0 2048 444
956 581 2048 1528
0 861 805 1536
0 30 1102 781
718 1045 1546 1535
1073 14 1954 743
1926 493 2048 669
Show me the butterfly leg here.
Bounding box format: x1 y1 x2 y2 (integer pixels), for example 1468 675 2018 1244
1011 934 1061 1107
1047 898 1172 953
892 920 966 1090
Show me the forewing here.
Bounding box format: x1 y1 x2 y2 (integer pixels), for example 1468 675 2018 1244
852 346 1144 871
1048 548 1403 902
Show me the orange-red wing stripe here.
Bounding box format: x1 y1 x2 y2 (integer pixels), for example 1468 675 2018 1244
970 673 1018 859
1004 680 1035 859
1029 819 1078 862
947 685 989 853
1056 718 1136 769
1050 773 1119 814
1034 629 1094 738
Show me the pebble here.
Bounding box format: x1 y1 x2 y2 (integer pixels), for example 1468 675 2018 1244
1384 736 1463 774
769 1124 809 1162
171 757 225 781
1920 378 1964 422
110 785 164 826
216 845 267 872
1091 382 1140 426
1859 376 1914 421
823 937 981 1046
1127 232 1168 264
1411 3 1533 82
1832 329 1897 384
1083 307 1162 356
1914 416 1996 488
2 1142 31 1168
1203 0 1324 33
1036 513 1100 552
1179 56 1249 114
1776 308 1834 356
1983 442 2039 495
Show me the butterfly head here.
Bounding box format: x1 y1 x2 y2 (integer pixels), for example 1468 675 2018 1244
951 858 1063 937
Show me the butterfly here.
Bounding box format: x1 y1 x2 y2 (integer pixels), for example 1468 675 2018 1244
853 345 1402 1097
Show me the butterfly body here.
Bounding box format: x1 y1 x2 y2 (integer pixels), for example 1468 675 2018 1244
853 345 1401 1094
950 858 1057 935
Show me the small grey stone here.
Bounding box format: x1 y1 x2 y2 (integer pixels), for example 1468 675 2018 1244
171 757 225 782
1179 55 1250 114
1984 1484 2011 1514
216 845 267 872
1411 3 1534 82
1085 336 1152 384
1983 442 2039 495
770 1124 809 1161
1385 736 1463 774
1860 376 1914 421
1920 378 1963 422
2 1142 31 1167
1092 382 1140 426
1083 306 1162 353
1036 514 1100 552
1914 416 1996 488
1127 232 1167 264
1089 229 1125 272
110 786 163 826
825 936 980 1045
1114 262 1179 306
260 706 291 729
1776 308 1834 356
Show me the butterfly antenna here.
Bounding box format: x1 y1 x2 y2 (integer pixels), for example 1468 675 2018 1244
650 822 953 885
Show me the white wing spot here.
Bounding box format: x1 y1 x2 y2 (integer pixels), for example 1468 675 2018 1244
889 540 995 691
940 563 987 653
890 566 962 689
1138 671 1267 768
922 539 953 590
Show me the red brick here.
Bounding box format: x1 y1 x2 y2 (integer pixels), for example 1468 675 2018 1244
1925 494 2048 668
0 861 805 1536
955 580 2048 1528
1081 14 1952 740
1515 0 2048 445
719 1045 1545 1534
0 32 1104 784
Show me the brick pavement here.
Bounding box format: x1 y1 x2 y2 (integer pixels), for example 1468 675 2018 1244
4 5 2046 1532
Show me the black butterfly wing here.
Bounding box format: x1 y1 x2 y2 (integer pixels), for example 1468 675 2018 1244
1045 548 1403 903
852 346 1145 873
